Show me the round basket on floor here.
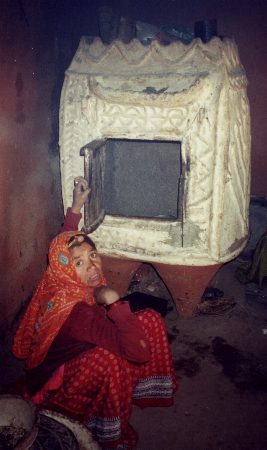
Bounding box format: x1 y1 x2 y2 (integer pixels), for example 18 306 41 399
0 394 39 449
35 410 100 450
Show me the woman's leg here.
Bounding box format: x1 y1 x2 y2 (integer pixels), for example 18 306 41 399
131 309 177 407
40 310 176 447
44 348 138 449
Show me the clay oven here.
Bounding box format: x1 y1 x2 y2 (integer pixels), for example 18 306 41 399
59 36 250 315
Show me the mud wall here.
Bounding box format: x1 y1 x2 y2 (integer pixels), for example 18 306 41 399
0 3 63 336
0 0 266 339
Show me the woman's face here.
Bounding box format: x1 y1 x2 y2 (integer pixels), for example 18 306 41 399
69 242 103 287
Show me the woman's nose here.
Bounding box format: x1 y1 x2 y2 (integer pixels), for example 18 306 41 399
86 259 95 271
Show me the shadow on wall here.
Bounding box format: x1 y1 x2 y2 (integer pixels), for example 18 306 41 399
239 196 267 260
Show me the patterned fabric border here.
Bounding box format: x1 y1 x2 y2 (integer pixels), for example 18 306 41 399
86 415 121 441
133 375 174 399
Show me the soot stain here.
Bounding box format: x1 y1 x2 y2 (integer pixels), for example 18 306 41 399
15 72 23 97
212 336 267 393
15 101 26 124
187 341 210 356
174 357 201 377
167 332 177 344
180 337 211 358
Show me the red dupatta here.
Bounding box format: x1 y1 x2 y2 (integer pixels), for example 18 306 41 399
13 231 104 369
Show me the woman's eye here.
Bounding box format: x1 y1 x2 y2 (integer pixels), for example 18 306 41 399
75 260 83 267
90 251 98 259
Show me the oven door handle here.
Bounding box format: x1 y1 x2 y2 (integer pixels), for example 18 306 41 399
80 139 106 234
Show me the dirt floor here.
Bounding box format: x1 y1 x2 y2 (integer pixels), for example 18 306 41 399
1 258 267 450
130 259 267 450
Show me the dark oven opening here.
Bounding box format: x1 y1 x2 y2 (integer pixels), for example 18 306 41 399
81 138 184 233
104 139 183 220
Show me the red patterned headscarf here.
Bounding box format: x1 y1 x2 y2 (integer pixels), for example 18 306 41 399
13 231 105 369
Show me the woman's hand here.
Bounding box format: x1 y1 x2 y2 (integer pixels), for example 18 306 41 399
71 177 90 214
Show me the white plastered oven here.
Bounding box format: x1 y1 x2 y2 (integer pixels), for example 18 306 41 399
60 36 251 266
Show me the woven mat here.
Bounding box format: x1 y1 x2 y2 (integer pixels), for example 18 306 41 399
30 414 79 450
197 297 236 315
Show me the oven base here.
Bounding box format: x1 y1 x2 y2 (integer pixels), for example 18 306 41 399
101 256 222 317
